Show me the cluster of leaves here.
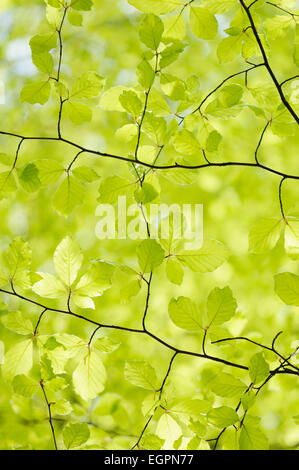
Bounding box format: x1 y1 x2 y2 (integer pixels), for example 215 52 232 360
0 0 298 451
0 230 298 450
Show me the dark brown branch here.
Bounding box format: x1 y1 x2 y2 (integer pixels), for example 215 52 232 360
56 7 68 82
239 0 299 124
88 325 102 346
0 286 248 371
132 351 178 450
191 63 264 114
255 121 269 165
279 176 287 220
266 1 299 17
280 75 299 87
1 131 299 181
40 379 58 450
212 335 299 372
33 308 47 335
158 351 178 398
131 415 153 450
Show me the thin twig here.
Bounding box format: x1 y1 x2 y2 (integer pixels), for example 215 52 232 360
40 380 58 450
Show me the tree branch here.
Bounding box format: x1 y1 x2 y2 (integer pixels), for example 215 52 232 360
40 379 58 450
239 0 299 124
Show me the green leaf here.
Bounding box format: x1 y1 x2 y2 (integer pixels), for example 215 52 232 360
119 90 142 117
163 14 185 43
2 339 33 381
225 27 242 36
137 60 155 89
239 416 268 450
140 433 165 450
29 34 57 54
159 41 185 69
143 114 167 144
208 406 239 428
53 174 84 215
98 176 132 203
53 80 69 100
53 333 85 351
271 120 297 137
47 0 61 7
148 88 172 116
63 423 90 449
41 349 69 376
190 7 218 40
166 257 183 285
71 72 105 98
116 123 138 142
93 337 120 353
274 272 299 306
68 11 83 26
134 183 158 204
32 52 54 75
71 0 93 11
32 272 66 299
241 391 256 412
200 0 237 14
206 286 237 328
46 4 63 29
156 413 182 446
65 101 92 125
20 81 51 105
215 84 243 109
0 170 17 196
100 86 130 111
210 372 247 398
249 352 269 385
139 14 164 50
1 238 31 289
249 218 281 253
1 312 33 335
35 159 64 186
51 399 73 416
137 239 165 273
206 130 222 152
72 166 99 183
72 295 95 309
188 436 210 450
128 0 182 15
217 35 242 63
0 153 11 166
173 129 201 156
54 235 83 287
125 360 158 390
18 163 41 193
75 263 111 297
73 347 106 400
13 375 38 397
264 15 293 40
168 296 202 331
285 218 299 260
169 398 210 417
176 240 229 273
160 74 186 101
121 278 142 301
